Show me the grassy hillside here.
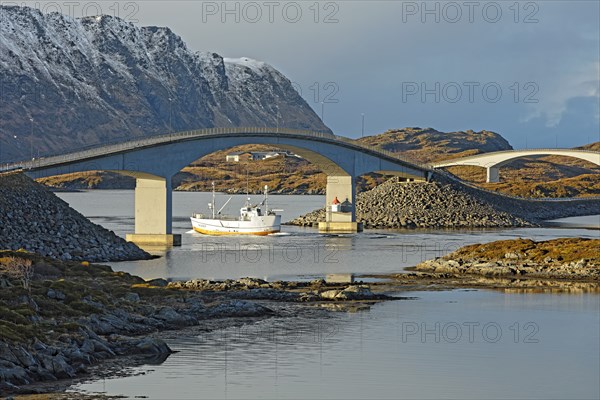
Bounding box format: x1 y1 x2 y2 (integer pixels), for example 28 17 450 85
356 127 512 162
444 148 600 198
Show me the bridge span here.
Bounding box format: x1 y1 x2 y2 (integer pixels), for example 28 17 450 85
433 149 600 183
12 127 432 245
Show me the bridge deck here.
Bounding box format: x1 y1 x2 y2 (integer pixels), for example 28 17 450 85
3 127 431 173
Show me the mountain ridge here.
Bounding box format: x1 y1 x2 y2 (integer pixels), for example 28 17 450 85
0 6 329 161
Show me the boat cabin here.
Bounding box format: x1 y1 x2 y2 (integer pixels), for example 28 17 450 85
241 206 262 220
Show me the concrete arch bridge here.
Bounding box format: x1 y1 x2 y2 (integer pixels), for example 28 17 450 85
17 127 433 245
433 149 600 183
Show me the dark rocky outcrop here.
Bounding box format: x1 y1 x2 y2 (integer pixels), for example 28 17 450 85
0 172 149 261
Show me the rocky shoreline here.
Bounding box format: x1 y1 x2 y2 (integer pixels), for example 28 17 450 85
0 173 149 262
287 174 600 228
413 237 600 281
0 252 393 395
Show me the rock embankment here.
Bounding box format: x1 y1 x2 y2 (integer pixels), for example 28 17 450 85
414 238 600 281
288 175 600 229
289 177 530 228
0 172 149 262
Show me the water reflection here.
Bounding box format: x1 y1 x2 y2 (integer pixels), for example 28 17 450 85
73 290 600 400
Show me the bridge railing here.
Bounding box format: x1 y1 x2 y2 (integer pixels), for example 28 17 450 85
433 148 600 166
1 127 433 173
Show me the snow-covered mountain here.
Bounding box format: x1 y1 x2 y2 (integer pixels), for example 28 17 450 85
0 6 330 161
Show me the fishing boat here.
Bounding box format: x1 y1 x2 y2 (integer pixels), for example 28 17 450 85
190 183 281 236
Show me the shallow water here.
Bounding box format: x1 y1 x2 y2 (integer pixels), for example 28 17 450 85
57 191 600 399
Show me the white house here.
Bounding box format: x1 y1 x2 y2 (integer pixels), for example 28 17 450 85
225 151 246 162
226 150 302 162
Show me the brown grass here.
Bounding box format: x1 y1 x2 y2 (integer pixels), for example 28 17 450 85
448 238 600 264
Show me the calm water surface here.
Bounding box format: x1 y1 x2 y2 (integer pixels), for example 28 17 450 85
57 191 600 399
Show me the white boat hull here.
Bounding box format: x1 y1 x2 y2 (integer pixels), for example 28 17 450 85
190 215 281 236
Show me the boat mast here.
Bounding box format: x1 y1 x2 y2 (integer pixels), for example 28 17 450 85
246 168 249 197
211 181 216 219
264 185 269 213
245 169 251 207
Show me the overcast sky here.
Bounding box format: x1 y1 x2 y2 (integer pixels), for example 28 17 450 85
17 1 600 147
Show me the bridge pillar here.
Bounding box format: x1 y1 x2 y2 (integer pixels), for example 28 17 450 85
319 175 363 233
126 176 181 246
487 167 500 183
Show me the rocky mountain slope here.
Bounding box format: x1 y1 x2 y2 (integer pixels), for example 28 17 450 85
0 6 328 162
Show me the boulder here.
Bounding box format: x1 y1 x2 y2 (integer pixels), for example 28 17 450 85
153 307 195 326
46 288 66 300
133 338 172 355
206 300 274 318
124 292 141 303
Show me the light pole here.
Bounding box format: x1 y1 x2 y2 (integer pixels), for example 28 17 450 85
361 113 365 137
320 101 325 123
168 97 173 133
29 117 34 160
8 135 17 170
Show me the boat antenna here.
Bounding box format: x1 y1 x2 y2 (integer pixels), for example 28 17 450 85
211 181 216 219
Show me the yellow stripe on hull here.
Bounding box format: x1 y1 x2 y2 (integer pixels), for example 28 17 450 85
192 226 279 236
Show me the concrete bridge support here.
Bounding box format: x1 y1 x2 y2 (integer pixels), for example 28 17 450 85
319 175 363 233
125 176 182 246
487 167 500 183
